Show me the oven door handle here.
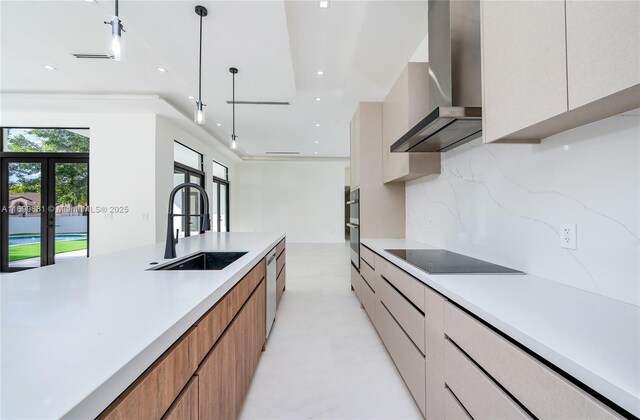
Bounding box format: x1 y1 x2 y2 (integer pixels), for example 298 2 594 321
346 200 358 205
346 223 359 229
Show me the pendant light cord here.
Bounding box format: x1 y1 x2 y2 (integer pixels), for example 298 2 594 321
232 72 236 137
115 0 118 16
198 13 203 103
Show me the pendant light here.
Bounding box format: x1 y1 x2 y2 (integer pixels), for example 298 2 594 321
194 5 208 125
230 67 239 150
105 0 125 61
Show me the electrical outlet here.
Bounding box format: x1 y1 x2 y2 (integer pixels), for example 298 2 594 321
427 217 433 229
560 223 577 249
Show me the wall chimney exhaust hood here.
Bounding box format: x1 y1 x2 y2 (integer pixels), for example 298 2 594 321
391 0 482 153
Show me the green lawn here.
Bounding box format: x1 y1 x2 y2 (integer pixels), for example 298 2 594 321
9 239 87 262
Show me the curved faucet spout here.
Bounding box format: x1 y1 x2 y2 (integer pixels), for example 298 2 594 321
165 182 212 259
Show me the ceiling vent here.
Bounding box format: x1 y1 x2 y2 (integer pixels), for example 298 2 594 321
73 53 112 59
265 151 300 155
226 101 290 106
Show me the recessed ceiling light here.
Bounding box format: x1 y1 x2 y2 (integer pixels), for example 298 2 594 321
317 70 324 76
188 95 195 100
157 67 167 72
216 123 222 126
315 123 320 127
43 65 56 71
315 140 319 144
314 151 318 154
315 97 321 102
85 0 96 2
319 0 329 9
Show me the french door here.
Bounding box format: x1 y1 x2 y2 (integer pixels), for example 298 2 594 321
212 177 229 232
173 163 205 238
0 154 89 272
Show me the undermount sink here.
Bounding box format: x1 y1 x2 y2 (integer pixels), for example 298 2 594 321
151 251 248 271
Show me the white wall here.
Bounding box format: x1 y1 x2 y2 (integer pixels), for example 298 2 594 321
0 111 236 256
406 112 640 305
234 161 345 243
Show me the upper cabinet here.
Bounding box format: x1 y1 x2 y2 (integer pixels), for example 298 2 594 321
382 63 440 183
481 0 568 143
566 1 640 109
481 0 640 144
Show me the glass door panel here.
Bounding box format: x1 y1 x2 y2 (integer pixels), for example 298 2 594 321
211 181 220 232
53 162 88 264
220 184 228 232
188 174 202 236
6 161 43 269
173 171 186 238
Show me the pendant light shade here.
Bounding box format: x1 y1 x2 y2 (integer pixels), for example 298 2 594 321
105 0 125 61
230 67 239 150
194 5 208 125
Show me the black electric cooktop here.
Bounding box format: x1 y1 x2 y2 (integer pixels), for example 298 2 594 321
385 249 523 275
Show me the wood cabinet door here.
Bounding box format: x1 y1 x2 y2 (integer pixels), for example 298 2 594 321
481 0 568 143
163 377 198 420
197 280 266 420
566 0 640 109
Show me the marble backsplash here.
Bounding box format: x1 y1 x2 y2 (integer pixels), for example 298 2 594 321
406 111 640 306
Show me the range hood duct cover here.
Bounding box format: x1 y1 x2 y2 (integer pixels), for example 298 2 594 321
391 0 483 153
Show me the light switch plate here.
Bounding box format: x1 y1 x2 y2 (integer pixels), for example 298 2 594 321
560 223 577 249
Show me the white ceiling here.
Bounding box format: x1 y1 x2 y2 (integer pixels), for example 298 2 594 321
0 0 427 158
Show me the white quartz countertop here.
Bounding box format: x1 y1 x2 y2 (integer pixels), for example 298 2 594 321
362 238 640 418
1 232 284 419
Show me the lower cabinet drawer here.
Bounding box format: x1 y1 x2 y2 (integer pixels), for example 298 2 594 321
444 302 621 419
163 376 198 420
377 275 425 354
360 259 376 292
444 339 531 419
380 259 425 311
444 386 472 420
377 300 426 416
351 264 362 301
100 328 199 420
361 245 376 269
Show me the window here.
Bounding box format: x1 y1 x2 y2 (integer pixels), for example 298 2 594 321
2 128 89 153
173 141 205 238
174 141 202 171
211 160 230 232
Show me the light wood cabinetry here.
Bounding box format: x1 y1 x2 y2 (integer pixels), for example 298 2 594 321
196 261 265 363
566 1 640 110
197 280 266 420
481 0 567 143
163 377 198 420
350 102 405 239
360 247 625 419
443 302 621 419
276 238 286 307
382 62 440 183
481 0 640 144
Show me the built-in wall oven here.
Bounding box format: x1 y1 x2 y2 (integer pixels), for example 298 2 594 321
347 188 360 269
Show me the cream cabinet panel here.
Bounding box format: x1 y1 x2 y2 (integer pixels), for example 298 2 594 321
444 387 472 420
349 113 359 189
425 287 446 420
566 0 640 109
481 0 568 143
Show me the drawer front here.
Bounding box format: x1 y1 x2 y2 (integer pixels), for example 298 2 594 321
444 303 621 419
359 269 376 324
276 238 285 257
351 264 362 302
162 376 198 420
196 261 265 362
276 252 286 277
425 287 446 420
444 339 531 419
377 300 426 416
377 275 425 354
101 328 199 420
276 269 285 307
380 259 425 311
444 387 472 420
360 245 375 269
360 258 376 292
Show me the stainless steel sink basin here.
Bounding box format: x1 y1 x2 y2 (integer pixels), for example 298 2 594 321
150 251 248 271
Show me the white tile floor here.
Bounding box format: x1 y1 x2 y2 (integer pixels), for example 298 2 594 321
239 243 422 420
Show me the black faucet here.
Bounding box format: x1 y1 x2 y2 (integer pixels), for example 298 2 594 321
165 182 211 259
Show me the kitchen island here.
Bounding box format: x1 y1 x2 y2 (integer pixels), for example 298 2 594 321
1 231 285 419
